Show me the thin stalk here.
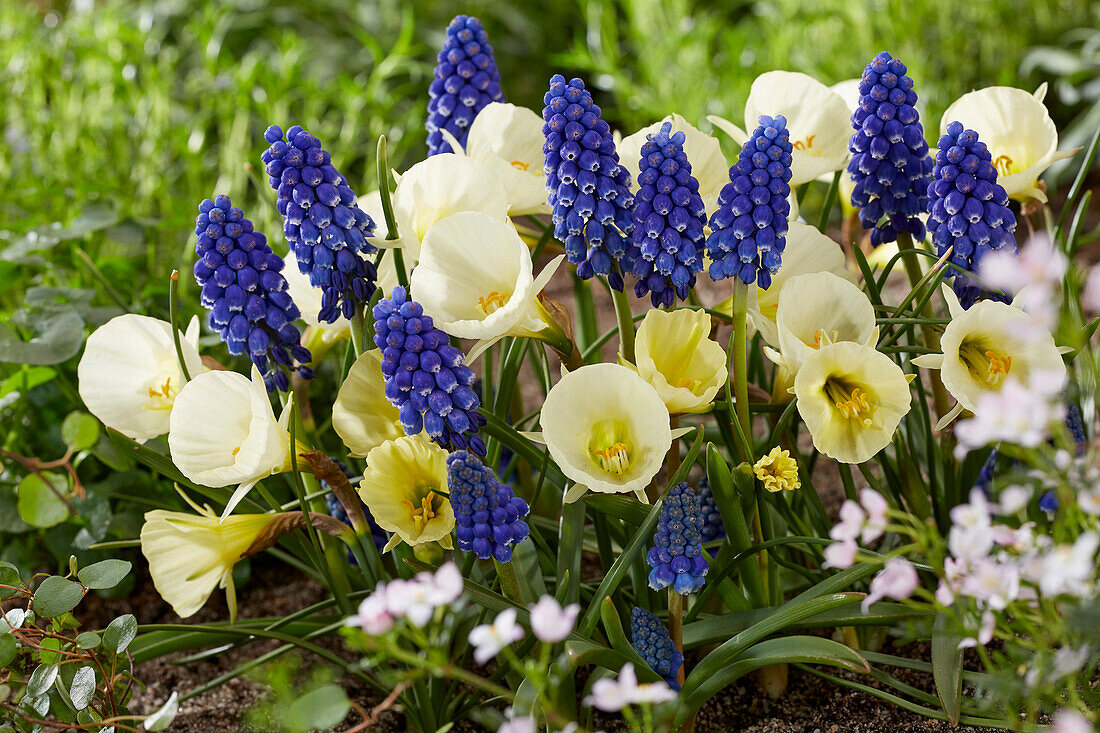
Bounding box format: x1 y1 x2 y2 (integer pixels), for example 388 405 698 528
168 271 192 383
610 282 636 363
668 590 686 689
494 558 524 604
376 135 408 289
818 170 841 231
731 281 752 462
895 232 950 417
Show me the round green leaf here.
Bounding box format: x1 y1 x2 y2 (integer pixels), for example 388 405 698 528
39 636 62 665
288 685 350 730
0 562 20 601
17 472 70 529
77 559 131 590
0 609 24 634
26 664 58 698
32 576 83 618
61 412 100 451
70 667 95 710
103 614 136 654
0 634 17 668
75 631 101 650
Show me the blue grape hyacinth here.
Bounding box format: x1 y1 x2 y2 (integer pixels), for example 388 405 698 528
647 482 709 594
705 114 792 288
373 286 486 456
848 52 933 247
447 451 530 562
426 15 505 156
630 607 684 689
628 121 707 307
696 476 726 543
261 124 377 323
542 74 635 289
193 195 312 392
928 122 1018 308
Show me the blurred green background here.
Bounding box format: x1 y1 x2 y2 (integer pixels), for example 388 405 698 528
1 0 1098 569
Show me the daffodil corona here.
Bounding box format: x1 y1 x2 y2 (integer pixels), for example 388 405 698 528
358 436 454 552
794 341 913 464
632 308 726 414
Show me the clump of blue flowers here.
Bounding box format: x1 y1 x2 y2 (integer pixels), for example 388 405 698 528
425 15 505 156
848 52 933 247
542 74 635 289
705 114 792 288
447 451 530 562
928 122 1017 307
373 286 486 456
628 122 707 307
630 607 684 689
193 195 312 392
647 482 709 594
261 124 377 323
697 476 726 543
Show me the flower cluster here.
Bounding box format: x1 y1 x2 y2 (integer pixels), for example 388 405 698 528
447 451 530 562
647 482 708 594
630 607 684 689
542 74 635 287
696 477 726 542
627 121 707 307
350 562 464 634
848 52 933 247
372 287 486 455
425 15 505 156
261 124 377 323
705 114 792 288
193 195 311 392
929 121 1018 307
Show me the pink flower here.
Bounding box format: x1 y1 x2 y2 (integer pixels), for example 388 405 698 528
529 595 580 643
469 608 525 664
859 489 888 542
823 539 857 569
862 557 919 612
498 715 536 733
1085 264 1100 314
830 500 865 542
350 586 394 635
1051 709 1094 733
959 610 995 649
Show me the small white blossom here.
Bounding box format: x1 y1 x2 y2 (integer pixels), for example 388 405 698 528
959 610 996 649
823 539 857 570
959 558 1020 610
1084 264 1100 314
469 608 525 664
529 596 580 643
955 373 1067 455
996 485 1032 515
582 663 677 711
862 558 919 612
1039 532 1099 598
498 715 537 733
1050 709 1094 733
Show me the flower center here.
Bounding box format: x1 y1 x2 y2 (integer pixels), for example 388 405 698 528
510 160 530 172
675 376 701 391
804 328 835 349
993 154 1016 177
592 443 630 474
479 290 511 315
402 490 438 530
960 342 1012 388
824 378 874 426
792 134 817 152
144 376 177 411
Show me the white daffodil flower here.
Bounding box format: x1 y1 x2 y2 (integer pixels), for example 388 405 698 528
632 307 727 414
709 71 851 186
358 435 453 552
941 84 1077 204
410 211 565 362
769 272 878 379
714 222 853 346
536 363 688 500
78 313 205 442
463 102 550 216
283 250 350 341
619 113 731 215
332 349 404 457
168 367 295 520
912 287 1067 427
794 341 913 464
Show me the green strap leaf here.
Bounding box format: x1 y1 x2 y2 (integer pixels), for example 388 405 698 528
931 612 964 724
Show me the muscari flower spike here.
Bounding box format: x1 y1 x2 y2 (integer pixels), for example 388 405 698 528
542 74 635 288
1067 403 1087 454
426 15 505 156
193 195 312 393
705 114 792 288
628 121 707 307
373 286 487 456
928 121 1018 308
696 476 726 543
647 482 709 594
630 607 684 690
261 124 377 323
447 451 530 562
848 52 933 247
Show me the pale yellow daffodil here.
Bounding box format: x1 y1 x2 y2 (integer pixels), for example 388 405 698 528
632 307 727 414
941 84 1077 204
358 435 454 552
332 349 404 457
463 102 550 216
794 341 913 464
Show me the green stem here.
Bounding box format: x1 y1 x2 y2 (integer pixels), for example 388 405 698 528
610 282 636 363
895 232 949 418
350 310 366 357
494 558 524 604
376 134 409 290
168 270 192 383
731 281 752 462
818 170 841 231
668 591 686 688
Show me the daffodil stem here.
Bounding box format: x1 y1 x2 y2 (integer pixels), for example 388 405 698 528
666 416 680 483
668 590 686 689
350 310 366 357
376 134 408 290
494 558 524 604
168 270 192 383
610 282 636 363
895 232 950 418
731 281 753 462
